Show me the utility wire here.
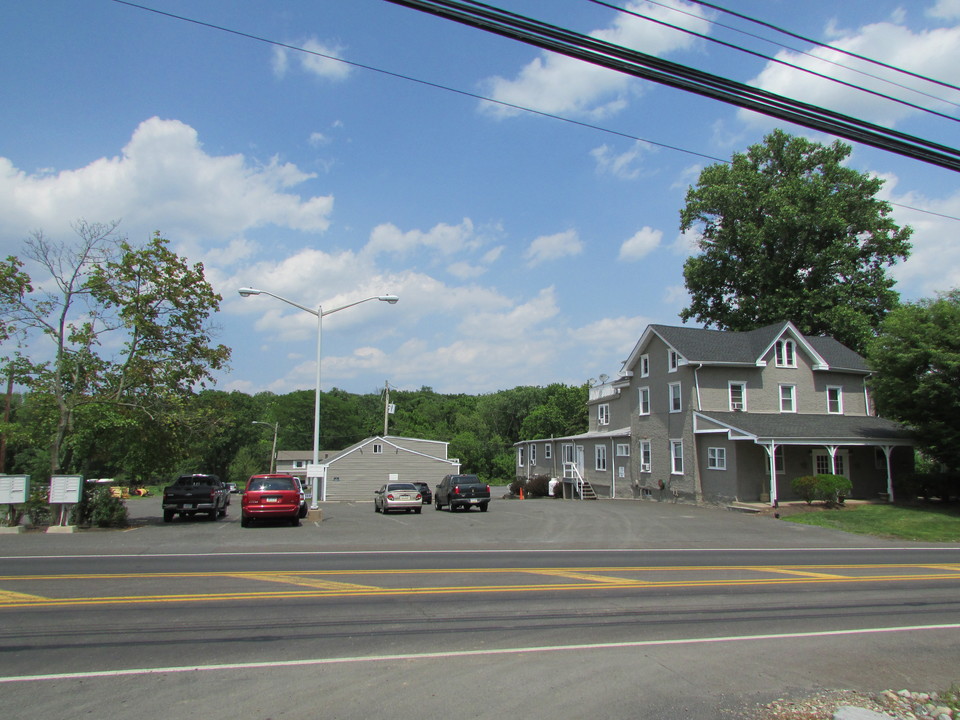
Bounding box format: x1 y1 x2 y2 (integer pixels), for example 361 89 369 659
105 0 960 222
683 0 960 94
108 0 727 164
381 0 960 172
586 0 960 117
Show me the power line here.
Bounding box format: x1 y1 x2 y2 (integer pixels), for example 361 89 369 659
380 0 960 172
682 0 960 95
586 0 960 118
105 0 960 223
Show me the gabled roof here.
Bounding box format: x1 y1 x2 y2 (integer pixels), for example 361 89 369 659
621 322 870 375
322 436 459 467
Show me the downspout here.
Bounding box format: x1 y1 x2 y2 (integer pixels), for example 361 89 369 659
863 374 872 416
611 437 616 499
693 364 703 501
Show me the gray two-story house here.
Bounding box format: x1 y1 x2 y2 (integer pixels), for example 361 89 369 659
516 322 913 505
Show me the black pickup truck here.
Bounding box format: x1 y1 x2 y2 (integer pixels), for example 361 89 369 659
434 474 491 512
162 474 230 522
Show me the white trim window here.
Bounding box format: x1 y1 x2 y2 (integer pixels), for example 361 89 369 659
372 443 383 454
638 387 651 416
544 444 552 460
669 382 682 413
707 447 727 470
562 444 574 465
670 439 683 474
598 403 610 426
779 384 796 413
640 440 652 472
517 446 525 467
775 339 797 367
668 348 683 372
616 443 630 457
640 354 650 378
826 386 843 414
529 444 537 466
595 445 607 471
729 381 746 411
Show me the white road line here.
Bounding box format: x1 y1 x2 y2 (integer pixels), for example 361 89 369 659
2 623 958 684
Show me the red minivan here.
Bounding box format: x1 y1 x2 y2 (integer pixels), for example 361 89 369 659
241 474 303 527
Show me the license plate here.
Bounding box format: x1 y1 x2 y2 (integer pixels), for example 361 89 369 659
265 497 279 503
469 498 479 504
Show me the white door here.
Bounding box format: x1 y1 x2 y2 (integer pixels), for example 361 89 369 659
813 450 850 478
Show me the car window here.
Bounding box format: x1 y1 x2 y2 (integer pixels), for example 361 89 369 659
249 478 294 491
388 483 417 491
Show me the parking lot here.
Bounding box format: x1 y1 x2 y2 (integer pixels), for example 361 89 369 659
1 491 926 556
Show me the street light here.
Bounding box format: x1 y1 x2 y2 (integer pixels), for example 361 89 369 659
251 421 279 473
238 287 399 509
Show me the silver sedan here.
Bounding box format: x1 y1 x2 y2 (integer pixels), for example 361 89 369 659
374 483 423 514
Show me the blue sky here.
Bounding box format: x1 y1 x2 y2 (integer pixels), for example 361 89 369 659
2 0 959 396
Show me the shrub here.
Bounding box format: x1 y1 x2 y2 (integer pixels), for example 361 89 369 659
70 485 128 528
791 475 819 505
25 484 51 527
525 475 552 497
815 474 852 507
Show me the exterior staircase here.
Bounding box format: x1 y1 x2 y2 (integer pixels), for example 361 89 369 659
563 462 598 500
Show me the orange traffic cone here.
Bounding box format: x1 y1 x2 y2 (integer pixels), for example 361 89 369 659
519 487 524 500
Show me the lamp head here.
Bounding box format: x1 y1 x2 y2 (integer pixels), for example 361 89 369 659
238 287 262 297
378 294 400 305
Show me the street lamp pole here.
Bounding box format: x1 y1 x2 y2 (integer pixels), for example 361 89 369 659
251 421 279 473
238 287 399 509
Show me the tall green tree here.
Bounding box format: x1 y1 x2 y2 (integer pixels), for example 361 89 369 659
867 290 960 472
0 221 230 474
679 129 912 353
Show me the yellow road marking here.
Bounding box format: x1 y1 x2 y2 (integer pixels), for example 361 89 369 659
1 564 959 609
226 573 377 591
755 567 847 579
0 590 47 603
526 570 650 584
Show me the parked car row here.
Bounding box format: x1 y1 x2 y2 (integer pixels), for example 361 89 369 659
162 473 492 527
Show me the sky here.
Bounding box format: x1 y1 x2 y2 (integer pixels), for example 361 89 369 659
2 0 959 397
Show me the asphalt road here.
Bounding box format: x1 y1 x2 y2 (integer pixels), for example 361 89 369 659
1 495 959 719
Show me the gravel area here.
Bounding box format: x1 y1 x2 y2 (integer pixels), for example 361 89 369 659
744 688 958 719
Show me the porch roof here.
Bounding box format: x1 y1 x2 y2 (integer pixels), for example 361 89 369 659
694 411 914 445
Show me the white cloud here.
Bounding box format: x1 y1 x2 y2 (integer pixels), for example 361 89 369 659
591 141 653 179
0 117 334 247
274 37 351 81
928 0 960 20
480 0 711 119
363 218 477 258
744 17 960 127
524 229 583 266
619 227 663 261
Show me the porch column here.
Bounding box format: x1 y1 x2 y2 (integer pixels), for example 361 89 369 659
879 445 895 502
824 445 839 474
764 442 779 507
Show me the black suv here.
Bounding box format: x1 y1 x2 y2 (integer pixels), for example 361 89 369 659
413 482 432 504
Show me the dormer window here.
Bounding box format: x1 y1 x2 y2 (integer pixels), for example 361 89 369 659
775 339 796 368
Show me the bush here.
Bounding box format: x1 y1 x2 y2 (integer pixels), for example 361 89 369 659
789 474 852 507
70 485 128 528
525 475 552 497
791 475 820 505
815 474 852 507
25 484 51 527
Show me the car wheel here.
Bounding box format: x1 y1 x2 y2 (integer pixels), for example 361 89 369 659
241 517 251 528
209 510 218 521
291 517 300 527
382 507 389 515
415 507 422 514
480 503 488 512
218 507 227 517
163 510 174 523
435 500 442 510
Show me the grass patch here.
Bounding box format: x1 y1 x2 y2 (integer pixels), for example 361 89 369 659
782 502 960 542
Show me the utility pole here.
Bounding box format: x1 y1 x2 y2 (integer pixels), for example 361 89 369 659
383 381 390 437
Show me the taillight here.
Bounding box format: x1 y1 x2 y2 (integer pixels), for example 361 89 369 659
453 485 460 495
486 485 490 493
415 493 422 501
387 493 395 500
